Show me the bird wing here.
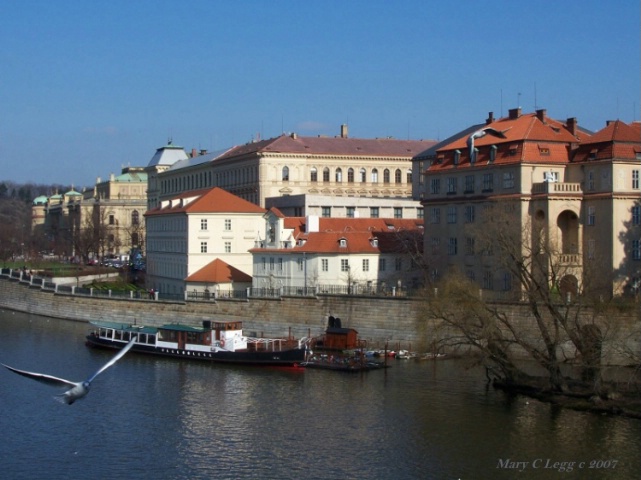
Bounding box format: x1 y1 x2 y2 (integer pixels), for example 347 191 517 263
2 364 77 388
484 127 510 138
85 336 137 383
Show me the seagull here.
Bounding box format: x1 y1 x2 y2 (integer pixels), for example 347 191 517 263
2 337 137 405
467 126 511 161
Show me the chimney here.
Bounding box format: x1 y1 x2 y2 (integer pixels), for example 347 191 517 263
508 107 521 120
566 117 578 136
340 124 348 138
606 120 615 126
191 148 198 158
200 149 207 155
291 132 297 140
486 112 494 125
536 109 547 122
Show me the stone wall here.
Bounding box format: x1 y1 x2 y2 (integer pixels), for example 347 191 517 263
1 277 639 364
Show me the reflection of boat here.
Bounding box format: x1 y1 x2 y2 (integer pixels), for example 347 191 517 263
86 320 308 366
300 354 389 373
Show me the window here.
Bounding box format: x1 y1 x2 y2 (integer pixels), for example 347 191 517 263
430 178 441 194
132 210 140 226
448 237 457 255
483 271 494 290
335 168 342 183
430 237 440 255
360 168 367 183
465 236 475 255
371 169 378 183
384 169 390 183
447 177 457 194
503 272 512 291
224 219 231 231
417 207 424 219
378 258 386 271
310 167 317 182
395 258 402 271
633 206 641 225
489 145 497 163
200 242 207 253
109 214 115 225
362 259 369 272
633 240 641 260
406 169 412 184
341 259 350 272
224 242 231 253
322 206 331 218
297 258 304 271
346 207 355 218
321 259 329 272
394 207 402 219
430 207 441 224
633 170 640 190
201 219 208 230
447 206 457 223
370 207 379 218
323 167 330 182
482 173 494 191
454 150 460 165
278 258 283 271
395 169 402 184
587 171 595 191
347 168 354 183
502 172 515 189
587 206 595 226
465 205 475 223
465 175 474 193
282 166 289 181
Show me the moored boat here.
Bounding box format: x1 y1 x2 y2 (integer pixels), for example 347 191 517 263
86 320 309 366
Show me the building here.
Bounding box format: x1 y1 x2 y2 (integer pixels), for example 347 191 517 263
250 213 424 296
144 141 190 211
144 187 266 297
154 126 436 212
414 107 641 298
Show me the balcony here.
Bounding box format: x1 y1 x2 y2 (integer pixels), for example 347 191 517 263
532 182 582 194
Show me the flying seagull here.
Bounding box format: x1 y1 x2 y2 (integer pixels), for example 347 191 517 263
467 127 511 161
2 337 137 405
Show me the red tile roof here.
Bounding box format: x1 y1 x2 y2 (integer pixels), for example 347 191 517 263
185 258 252 283
426 110 592 172
146 187 266 216
573 120 641 162
214 134 436 162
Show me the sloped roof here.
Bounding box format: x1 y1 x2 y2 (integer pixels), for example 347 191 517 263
573 120 641 162
167 147 233 172
145 187 266 216
213 134 436 162
425 110 593 172
185 258 252 283
147 142 189 167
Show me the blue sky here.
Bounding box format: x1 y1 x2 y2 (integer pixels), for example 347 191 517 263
1 0 639 187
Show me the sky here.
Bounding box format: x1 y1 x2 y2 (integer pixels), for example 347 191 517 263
1 0 639 188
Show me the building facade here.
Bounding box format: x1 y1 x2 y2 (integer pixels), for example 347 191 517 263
414 108 641 298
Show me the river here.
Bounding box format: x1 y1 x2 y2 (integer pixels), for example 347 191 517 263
0 309 639 480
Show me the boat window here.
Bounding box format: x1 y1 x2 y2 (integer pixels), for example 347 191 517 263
115 330 123 340
147 335 156 345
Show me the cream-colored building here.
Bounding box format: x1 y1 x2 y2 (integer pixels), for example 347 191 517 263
154 126 435 211
144 187 266 297
415 108 641 298
38 167 148 260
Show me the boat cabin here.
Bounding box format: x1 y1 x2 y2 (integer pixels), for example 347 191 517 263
315 316 360 350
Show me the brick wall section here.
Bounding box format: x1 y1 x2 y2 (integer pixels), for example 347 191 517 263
1 277 639 364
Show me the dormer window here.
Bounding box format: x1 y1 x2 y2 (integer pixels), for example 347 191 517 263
370 238 379 247
339 238 347 248
454 150 461 165
489 145 497 163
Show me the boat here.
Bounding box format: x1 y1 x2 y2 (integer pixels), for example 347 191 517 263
300 354 389 373
86 320 309 366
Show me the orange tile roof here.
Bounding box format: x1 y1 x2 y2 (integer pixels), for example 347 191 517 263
425 110 592 172
573 120 641 162
146 187 266 216
185 258 252 283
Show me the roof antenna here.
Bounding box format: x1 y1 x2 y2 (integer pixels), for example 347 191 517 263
534 82 538 110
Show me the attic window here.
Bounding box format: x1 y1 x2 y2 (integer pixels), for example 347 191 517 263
370 238 379 247
489 145 497 163
538 144 550 156
436 155 444 164
298 239 306 246
454 150 461 165
590 148 598 160
509 144 518 155
339 238 347 248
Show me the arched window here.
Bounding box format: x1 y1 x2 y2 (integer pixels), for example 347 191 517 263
335 168 342 183
360 168 367 183
282 166 289 181
131 210 140 226
384 169 390 184
323 167 330 182
395 169 402 184
310 167 318 182
371 168 378 183
406 169 412 184
347 168 354 183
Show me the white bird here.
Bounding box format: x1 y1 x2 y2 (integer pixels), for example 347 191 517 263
2 337 137 405
467 126 511 161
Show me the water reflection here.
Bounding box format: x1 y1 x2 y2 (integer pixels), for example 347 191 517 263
1 310 640 480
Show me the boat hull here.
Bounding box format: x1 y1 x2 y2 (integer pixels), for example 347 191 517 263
86 335 307 366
